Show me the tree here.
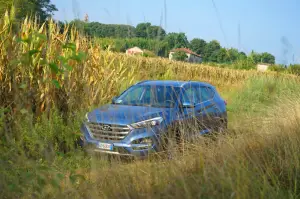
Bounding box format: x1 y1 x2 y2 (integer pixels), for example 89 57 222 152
165 32 189 50
189 38 206 55
216 48 230 63
72 21 136 38
249 51 262 64
248 51 275 64
0 0 58 22
227 48 239 62
135 22 151 38
238 52 247 60
135 23 166 40
203 40 221 62
148 25 166 40
261 52 275 64
172 51 188 61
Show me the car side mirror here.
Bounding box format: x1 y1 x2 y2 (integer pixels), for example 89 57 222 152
112 97 117 104
181 102 195 108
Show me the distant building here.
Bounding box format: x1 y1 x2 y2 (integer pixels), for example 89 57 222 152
84 14 89 22
126 47 144 55
169 48 202 63
257 63 270 72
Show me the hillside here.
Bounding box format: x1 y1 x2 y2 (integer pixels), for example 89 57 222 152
1 17 300 198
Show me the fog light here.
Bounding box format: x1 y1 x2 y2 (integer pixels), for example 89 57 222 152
132 138 153 150
140 138 152 146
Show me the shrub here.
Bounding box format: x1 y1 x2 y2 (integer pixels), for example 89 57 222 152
287 64 300 76
268 65 287 72
172 51 188 61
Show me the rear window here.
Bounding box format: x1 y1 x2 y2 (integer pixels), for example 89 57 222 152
206 87 215 99
200 86 215 101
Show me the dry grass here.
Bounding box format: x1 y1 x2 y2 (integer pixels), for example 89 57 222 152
50 97 300 199
1 13 300 199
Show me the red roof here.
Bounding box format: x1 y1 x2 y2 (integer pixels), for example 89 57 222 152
170 48 201 57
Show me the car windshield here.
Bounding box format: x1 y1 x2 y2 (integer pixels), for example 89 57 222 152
113 85 182 108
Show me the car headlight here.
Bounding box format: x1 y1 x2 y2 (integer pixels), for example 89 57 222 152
129 117 163 129
85 113 90 122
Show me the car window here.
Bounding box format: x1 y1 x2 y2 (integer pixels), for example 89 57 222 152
121 86 145 103
183 85 200 104
206 87 215 99
116 85 180 108
199 86 214 102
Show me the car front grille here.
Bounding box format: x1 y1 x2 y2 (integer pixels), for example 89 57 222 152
86 122 131 141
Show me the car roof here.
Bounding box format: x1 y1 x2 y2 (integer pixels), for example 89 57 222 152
137 80 214 88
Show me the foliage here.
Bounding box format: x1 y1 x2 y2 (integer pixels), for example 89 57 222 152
268 64 287 72
216 48 230 63
142 50 157 57
0 0 57 22
165 32 189 49
231 58 256 70
189 38 206 55
261 52 275 64
172 51 188 61
69 21 166 40
249 51 275 64
135 22 166 40
203 40 221 62
287 64 300 76
70 20 136 38
96 37 169 56
66 20 277 65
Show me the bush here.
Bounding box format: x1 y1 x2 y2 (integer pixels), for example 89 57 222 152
172 51 188 61
287 64 300 76
268 65 287 72
142 50 156 57
231 59 256 70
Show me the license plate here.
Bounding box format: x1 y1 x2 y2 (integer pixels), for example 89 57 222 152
97 142 113 150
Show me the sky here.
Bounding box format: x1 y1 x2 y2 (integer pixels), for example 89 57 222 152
52 0 299 64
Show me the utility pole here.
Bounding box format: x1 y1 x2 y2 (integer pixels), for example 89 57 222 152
238 23 241 51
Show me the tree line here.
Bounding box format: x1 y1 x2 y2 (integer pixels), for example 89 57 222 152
69 20 275 65
0 1 276 66
0 0 57 22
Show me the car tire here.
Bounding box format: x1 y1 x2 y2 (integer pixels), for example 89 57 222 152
159 126 183 159
216 118 227 133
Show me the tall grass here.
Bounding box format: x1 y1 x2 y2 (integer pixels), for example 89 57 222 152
1 12 300 198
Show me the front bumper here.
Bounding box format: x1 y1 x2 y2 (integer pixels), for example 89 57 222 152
80 123 162 157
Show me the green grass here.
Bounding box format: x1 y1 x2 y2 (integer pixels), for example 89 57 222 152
1 13 300 198
2 75 300 198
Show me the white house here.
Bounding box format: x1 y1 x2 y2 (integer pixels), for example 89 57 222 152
257 63 270 72
126 46 143 55
169 48 202 63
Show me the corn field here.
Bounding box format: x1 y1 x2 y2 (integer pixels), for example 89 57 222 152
1 12 298 121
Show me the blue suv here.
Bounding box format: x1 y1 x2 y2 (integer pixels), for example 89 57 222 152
80 80 227 157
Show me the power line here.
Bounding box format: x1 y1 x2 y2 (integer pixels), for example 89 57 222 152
164 0 167 30
211 0 228 46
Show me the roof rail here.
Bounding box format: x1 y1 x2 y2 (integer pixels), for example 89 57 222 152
181 81 191 87
135 80 151 85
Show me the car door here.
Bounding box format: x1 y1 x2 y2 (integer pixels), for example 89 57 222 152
197 86 219 132
177 83 203 139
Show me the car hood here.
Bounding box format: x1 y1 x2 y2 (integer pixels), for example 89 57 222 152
87 104 174 125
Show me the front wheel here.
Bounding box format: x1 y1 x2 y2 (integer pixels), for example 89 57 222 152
158 127 185 159
214 118 227 133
